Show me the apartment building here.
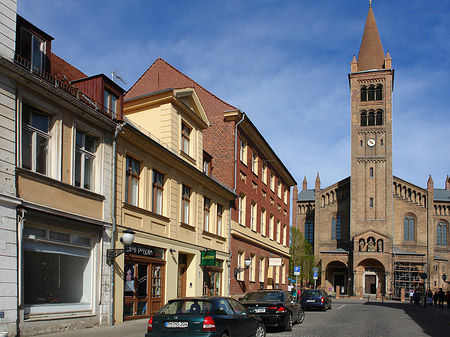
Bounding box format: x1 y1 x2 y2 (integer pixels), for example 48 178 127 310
125 58 296 297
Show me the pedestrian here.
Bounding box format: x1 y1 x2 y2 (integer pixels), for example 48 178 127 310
438 288 445 309
409 289 414 303
413 290 420 306
433 291 438 306
446 291 450 309
389 289 392 300
427 290 433 306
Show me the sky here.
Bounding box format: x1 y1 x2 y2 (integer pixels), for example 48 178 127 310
17 0 450 190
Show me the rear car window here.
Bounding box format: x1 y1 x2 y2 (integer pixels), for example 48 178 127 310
241 291 283 302
303 290 321 297
158 300 212 314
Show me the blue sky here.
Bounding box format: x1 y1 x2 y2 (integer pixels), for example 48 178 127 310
18 0 450 190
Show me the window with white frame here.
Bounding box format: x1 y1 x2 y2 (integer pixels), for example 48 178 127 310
262 163 267 184
152 170 164 215
22 104 51 175
237 251 244 281
277 180 282 198
182 185 191 224
74 129 96 191
269 214 274 240
276 220 281 243
249 254 256 282
283 224 287 246
261 208 266 236
270 173 275 191
239 193 246 226
181 122 191 155
19 28 45 72
204 197 211 232
251 152 258 175
217 204 223 236
125 156 140 206
239 138 247 164
104 89 118 118
250 202 257 231
259 257 265 283
284 186 288 204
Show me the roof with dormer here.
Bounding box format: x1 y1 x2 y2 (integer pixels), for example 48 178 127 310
357 5 385 71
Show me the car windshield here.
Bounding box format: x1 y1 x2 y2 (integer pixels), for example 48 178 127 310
303 290 322 297
158 300 212 315
241 292 283 302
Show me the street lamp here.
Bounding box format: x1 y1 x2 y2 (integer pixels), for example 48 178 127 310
234 257 252 278
442 274 448 283
107 229 135 265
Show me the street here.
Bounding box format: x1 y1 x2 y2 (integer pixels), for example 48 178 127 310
45 298 450 337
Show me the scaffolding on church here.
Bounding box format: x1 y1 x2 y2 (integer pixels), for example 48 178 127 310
393 257 425 298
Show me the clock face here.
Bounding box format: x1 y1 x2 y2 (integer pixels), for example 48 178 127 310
367 138 375 147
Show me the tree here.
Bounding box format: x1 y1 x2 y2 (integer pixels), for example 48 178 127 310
289 226 315 287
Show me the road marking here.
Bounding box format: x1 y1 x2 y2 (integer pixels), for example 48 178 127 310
337 304 346 310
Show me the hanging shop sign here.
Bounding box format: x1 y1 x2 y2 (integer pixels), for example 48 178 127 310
201 250 216 266
125 244 164 259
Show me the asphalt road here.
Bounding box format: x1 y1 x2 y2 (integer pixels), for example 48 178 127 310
44 298 450 337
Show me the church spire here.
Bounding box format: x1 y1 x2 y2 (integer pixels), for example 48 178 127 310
357 3 385 71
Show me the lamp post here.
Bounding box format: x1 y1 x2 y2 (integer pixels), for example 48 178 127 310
234 257 252 278
107 228 135 265
443 274 448 284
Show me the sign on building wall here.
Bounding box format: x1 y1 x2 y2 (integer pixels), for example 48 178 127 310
269 257 282 266
201 250 216 266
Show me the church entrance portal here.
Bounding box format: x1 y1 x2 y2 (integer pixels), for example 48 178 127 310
365 275 376 294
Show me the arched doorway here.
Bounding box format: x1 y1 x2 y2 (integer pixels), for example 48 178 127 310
326 261 349 295
356 259 386 296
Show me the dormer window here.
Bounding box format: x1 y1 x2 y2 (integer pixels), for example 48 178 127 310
181 122 191 155
104 89 118 118
20 28 45 72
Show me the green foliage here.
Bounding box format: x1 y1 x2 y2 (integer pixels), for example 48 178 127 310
289 227 315 285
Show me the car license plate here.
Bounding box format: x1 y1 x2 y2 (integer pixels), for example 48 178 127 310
165 321 188 328
255 308 266 313
307 300 315 302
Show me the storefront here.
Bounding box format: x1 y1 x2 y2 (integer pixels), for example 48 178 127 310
201 250 224 296
123 243 165 320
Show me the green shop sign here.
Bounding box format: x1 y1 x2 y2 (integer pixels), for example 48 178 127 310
200 250 216 266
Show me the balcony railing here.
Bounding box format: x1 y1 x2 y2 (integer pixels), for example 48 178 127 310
13 53 117 119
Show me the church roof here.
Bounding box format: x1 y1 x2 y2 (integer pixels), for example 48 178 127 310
320 248 349 254
298 189 315 201
393 247 425 256
434 189 450 202
434 255 448 261
357 5 385 71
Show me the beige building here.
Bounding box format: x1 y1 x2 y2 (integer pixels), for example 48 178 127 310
110 87 235 322
293 5 450 298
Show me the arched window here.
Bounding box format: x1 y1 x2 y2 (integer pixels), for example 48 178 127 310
368 111 375 126
369 198 374 208
361 86 367 101
375 85 383 100
404 215 415 241
360 111 367 126
437 221 448 246
376 110 383 125
368 86 375 101
360 140 363 147
369 167 374 177
331 214 341 240
305 219 314 245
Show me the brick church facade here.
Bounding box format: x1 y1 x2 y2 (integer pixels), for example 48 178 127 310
293 5 450 298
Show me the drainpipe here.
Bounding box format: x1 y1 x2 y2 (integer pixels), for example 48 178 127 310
110 124 122 325
228 112 245 296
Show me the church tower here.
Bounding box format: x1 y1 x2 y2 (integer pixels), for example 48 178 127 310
349 4 394 241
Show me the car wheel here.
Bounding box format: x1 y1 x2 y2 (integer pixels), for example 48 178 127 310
296 309 305 324
285 313 293 331
255 323 266 337
322 304 327 311
328 303 332 310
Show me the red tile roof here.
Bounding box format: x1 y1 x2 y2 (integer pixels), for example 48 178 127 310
50 52 87 84
125 58 236 116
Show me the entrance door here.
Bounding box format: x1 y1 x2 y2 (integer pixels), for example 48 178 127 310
177 254 187 298
365 275 376 294
334 274 345 294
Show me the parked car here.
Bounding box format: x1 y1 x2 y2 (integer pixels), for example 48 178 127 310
240 289 304 331
300 289 332 311
145 296 266 337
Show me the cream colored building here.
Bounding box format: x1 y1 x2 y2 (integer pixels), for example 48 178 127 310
111 88 235 323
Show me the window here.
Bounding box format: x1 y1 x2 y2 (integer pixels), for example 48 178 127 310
331 214 341 240
369 167 374 178
152 170 164 215
368 111 375 126
20 28 45 71
250 202 257 231
375 85 383 100
284 187 288 204
305 219 314 244
361 86 367 102
261 208 266 236
262 163 267 184
269 215 274 240
404 215 415 241
277 181 282 198
368 85 375 101
125 156 140 206
74 130 96 190
22 104 50 175
204 197 211 231
283 224 287 246
240 138 247 164
252 152 258 174
370 198 374 208
361 111 367 126
182 185 191 224
237 251 244 281
104 89 118 118
276 220 281 243
270 173 275 191
239 193 246 226
217 204 223 236
203 158 210 176
249 254 256 282
259 258 265 283
181 123 191 155
376 110 383 125
437 222 448 246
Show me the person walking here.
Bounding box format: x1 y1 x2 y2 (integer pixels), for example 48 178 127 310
438 288 445 309
446 291 450 309
433 291 438 306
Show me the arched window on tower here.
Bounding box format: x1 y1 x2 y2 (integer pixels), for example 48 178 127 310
369 167 374 178
331 214 341 240
368 111 375 126
361 86 367 101
360 111 367 126
368 85 375 101
375 85 383 100
404 215 415 241
436 221 448 246
376 110 383 125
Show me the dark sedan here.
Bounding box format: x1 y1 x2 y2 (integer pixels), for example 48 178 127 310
240 289 304 331
300 289 332 311
145 296 266 337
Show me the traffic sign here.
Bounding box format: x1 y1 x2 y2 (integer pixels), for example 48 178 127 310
313 266 319 273
294 266 301 275
313 271 318 279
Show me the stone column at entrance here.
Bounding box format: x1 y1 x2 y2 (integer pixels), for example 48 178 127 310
401 288 405 301
336 285 340 299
